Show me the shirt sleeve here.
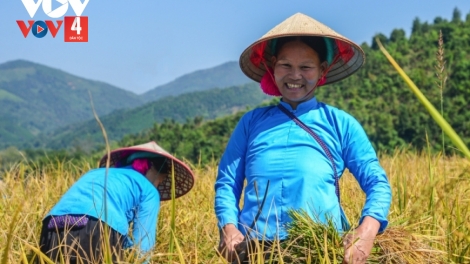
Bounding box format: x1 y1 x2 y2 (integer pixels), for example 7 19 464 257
131 190 160 260
214 112 251 229
341 115 392 232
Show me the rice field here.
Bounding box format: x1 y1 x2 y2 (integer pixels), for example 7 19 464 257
0 150 469 263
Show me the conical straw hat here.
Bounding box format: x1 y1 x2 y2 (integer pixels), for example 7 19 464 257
99 141 195 201
239 13 365 86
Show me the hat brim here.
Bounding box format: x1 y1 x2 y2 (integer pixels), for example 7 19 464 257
239 13 365 86
98 141 195 201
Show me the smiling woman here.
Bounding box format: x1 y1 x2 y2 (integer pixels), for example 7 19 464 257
272 37 327 109
214 13 392 264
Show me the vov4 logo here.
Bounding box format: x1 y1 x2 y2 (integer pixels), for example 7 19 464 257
16 0 89 42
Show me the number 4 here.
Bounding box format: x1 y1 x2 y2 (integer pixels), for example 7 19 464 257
71 17 82 35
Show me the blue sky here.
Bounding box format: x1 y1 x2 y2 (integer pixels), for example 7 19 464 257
1 1 470 94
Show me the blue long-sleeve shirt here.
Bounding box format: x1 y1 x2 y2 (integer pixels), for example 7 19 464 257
47 167 160 255
214 97 391 240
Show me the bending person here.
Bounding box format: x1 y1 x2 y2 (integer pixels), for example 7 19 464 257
38 141 195 263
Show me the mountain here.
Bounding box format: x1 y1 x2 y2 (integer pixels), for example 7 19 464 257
40 82 268 150
0 60 253 150
141 61 251 102
6 9 470 155
0 60 144 148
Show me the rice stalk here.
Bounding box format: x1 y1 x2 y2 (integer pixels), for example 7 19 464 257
1 207 21 264
425 131 438 238
88 90 113 263
279 209 447 264
23 243 55 264
170 229 186 264
279 210 362 264
168 159 177 262
18 243 28 264
374 227 446 264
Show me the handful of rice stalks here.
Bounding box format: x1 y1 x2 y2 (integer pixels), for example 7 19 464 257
275 209 447 264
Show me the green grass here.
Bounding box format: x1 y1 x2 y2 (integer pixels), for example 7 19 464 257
0 89 24 102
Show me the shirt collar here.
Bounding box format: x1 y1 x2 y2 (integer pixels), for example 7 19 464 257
279 96 319 113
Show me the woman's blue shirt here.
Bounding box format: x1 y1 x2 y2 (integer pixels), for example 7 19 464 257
214 97 392 240
47 167 160 254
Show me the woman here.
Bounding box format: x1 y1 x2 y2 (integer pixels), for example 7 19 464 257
38 141 195 263
214 13 392 263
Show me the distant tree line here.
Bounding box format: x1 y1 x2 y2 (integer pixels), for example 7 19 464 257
115 9 470 164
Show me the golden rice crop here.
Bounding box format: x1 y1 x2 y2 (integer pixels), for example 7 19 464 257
0 151 469 263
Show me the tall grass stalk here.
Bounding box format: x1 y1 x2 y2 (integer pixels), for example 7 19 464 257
434 30 450 226
89 91 113 263
171 228 186 264
24 243 56 264
375 38 470 161
168 159 177 262
1 207 20 264
425 131 437 238
435 30 447 156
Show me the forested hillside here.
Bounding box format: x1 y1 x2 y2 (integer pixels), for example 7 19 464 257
0 60 252 149
141 61 251 102
2 9 469 166
320 9 470 152
107 9 470 165
38 83 268 150
0 60 144 148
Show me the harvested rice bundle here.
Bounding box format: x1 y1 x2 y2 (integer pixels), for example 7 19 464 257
374 227 447 264
275 209 447 264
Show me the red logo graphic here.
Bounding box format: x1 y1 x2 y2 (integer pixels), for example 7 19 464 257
17 20 34 37
16 20 63 38
64 16 88 42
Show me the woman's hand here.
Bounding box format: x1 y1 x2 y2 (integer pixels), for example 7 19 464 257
218 224 245 262
342 216 380 264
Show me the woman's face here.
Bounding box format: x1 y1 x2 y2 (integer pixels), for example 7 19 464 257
146 165 168 188
272 40 326 109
